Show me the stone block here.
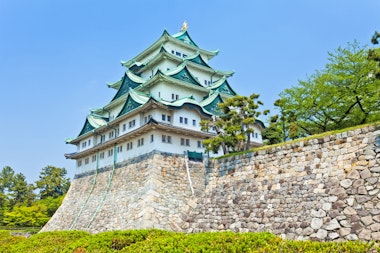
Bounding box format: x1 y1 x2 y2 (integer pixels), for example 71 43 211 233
324 219 340 231
372 232 380 241
311 218 323 229
358 229 372 240
340 179 352 188
328 232 339 240
311 209 326 218
343 206 356 216
329 187 346 196
346 169 360 179
360 169 372 179
339 227 351 237
303 227 314 236
345 234 358 240
361 216 373 226
370 222 380 232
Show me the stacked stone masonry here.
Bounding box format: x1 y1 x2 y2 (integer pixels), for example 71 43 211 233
43 125 380 241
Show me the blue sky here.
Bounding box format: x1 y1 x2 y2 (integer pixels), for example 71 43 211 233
1 0 379 183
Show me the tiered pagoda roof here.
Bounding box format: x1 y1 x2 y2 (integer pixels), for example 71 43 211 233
69 26 237 143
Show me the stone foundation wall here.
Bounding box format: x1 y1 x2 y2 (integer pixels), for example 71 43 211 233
187 125 380 241
41 151 205 233
43 125 380 241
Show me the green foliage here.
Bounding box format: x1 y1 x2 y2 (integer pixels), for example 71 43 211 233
278 41 380 136
9 230 89 253
63 229 163 253
3 203 50 227
35 165 70 199
0 229 377 253
201 93 268 155
369 31 380 79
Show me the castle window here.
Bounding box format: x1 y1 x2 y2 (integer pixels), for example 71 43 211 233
100 135 105 143
92 155 97 162
77 160 82 167
88 139 91 146
171 50 174 54
85 158 89 165
137 138 144 147
100 152 105 159
122 123 126 131
127 142 133 150
144 115 152 123
192 119 196 126
180 117 183 123
117 146 123 153
167 136 172 143
176 51 181 56
181 138 190 146
129 119 136 128
151 134 154 142
108 149 113 157
109 131 114 139
197 140 202 148
183 54 187 58
184 118 188 124
162 114 166 121
162 135 166 143
167 115 171 122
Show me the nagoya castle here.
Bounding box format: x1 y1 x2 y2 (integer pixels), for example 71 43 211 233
42 24 380 241
65 22 264 175
42 23 264 233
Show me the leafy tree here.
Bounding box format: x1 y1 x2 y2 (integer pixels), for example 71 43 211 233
9 173 35 207
368 31 380 79
35 166 70 199
262 99 306 144
279 41 380 136
201 94 268 154
0 166 15 224
0 166 15 193
3 202 50 227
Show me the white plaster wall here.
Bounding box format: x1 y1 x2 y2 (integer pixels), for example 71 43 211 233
150 82 207 102
172 108 203 131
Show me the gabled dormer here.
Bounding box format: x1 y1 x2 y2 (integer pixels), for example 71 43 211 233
165 63 204 87
117 89 150 117
208 76 237 96
111 71 146 101
200 92 224 115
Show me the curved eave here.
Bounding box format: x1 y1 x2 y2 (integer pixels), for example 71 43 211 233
121 30 171 68
107 79 122 90
208 76 237 96
65 119 216 159
136 71 209 94
134 49 177 74
122 29 219 67
159 97 213 117
167 35 219 60
255 119 266 129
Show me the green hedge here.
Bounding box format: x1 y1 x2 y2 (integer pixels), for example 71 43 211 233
0 229 377 253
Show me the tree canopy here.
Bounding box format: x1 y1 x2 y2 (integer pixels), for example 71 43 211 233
0 165 70 227
201 94 268 155
274 41 380 137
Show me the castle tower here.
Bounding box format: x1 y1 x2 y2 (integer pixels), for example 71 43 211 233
65 24 264 176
